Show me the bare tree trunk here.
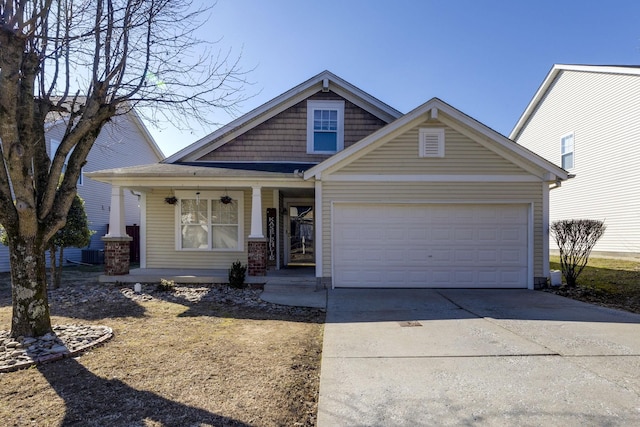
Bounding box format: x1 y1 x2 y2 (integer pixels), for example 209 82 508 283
9 237 52 338
56 247 65 289
49 246 58 289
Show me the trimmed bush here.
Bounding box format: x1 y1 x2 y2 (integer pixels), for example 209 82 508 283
228 261 247 289
551 219 606 287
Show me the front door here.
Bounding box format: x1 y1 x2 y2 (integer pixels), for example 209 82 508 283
288 204 314 266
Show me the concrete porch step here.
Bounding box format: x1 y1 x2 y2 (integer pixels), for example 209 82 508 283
263 277 318 293
261 275 326 309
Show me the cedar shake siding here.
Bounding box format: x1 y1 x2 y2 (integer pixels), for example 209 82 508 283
197 91 388 162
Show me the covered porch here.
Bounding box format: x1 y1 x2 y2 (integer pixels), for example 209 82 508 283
87 163 321 283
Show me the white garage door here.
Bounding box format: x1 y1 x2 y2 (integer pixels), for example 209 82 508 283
333 203 529 288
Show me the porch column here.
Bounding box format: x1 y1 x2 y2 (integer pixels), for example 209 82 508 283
249 185 264 238
248 185 267 276
102 185 132 275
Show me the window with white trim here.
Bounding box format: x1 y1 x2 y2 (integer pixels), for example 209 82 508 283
176 190 244 251
418 128 445 158
307 100 345 154
50 139 83 185
561 133 574 170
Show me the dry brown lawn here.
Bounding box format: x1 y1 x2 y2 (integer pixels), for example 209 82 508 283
0 268 324 426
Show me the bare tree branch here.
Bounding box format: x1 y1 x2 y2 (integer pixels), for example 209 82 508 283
0 0 248 337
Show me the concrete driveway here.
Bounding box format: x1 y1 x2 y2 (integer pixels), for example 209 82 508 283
318 289 640 426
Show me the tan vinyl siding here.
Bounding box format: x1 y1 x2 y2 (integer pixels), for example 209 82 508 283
321 181 544 278
339 121 528 175
145 188 274 269
197 91 388 163
515 70 640 253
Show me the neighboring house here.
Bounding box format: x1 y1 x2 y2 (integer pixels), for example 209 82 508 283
88 71 567 289
511 64 640 256
0 108 164 272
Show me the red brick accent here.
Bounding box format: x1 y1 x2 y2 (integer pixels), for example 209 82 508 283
248 239 267 276
102 236 133 275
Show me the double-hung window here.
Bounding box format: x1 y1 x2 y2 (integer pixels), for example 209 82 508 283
307 100 345 154
176 190 244 251
561 133 574 170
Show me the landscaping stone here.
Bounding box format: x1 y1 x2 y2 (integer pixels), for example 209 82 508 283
1 280 320 373
0 324 113 373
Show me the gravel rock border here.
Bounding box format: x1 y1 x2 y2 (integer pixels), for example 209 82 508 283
1 281 323 373
0 324 113 373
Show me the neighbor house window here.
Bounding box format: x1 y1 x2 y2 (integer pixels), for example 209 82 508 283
307 100 345 154
561 133 574 169
50 139 83 185
176 190 243 251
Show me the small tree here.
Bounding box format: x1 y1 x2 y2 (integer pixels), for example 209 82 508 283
550 219 606 287
49 195 94 289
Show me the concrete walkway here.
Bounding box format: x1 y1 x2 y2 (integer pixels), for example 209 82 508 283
318 289 640 426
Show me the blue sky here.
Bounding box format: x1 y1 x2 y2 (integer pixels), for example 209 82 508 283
147 0 640 157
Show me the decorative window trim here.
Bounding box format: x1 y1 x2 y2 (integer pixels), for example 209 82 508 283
419 128 445 158
50 139 83 186
174 190 244 252
307 100 345 154
561 133 575 170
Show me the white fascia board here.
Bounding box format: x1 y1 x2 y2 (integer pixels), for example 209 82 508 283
88 176 314 188
510 64 640 140
165 70 402 163
510 64 560 140
126 108 165 160
164 86 320 163
305 99 439 179
554 64 640 75
436 106 568 180
324 174 541 182
327 80 402 123
307 97 567 181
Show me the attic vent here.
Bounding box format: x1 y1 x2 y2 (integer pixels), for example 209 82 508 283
419 128 445 158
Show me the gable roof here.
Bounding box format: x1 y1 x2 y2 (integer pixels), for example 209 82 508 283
163 70 403 163
510 64 640 140
305 97 568 182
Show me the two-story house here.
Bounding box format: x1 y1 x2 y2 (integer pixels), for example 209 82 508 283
0 108 164 272
511 64 640 257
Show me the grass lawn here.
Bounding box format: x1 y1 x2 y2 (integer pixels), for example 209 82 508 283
549 255 640 313
0 268 324 426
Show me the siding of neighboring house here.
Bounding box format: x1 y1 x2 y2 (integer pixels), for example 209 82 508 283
320 120 545 279
514 70 640 254
145 188 276 269
197 91 388 163
0 112 163 272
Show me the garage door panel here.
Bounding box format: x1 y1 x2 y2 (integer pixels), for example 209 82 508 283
333 203 529 288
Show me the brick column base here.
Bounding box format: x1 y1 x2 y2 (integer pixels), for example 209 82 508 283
102 236 133 275
248 239 267 276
